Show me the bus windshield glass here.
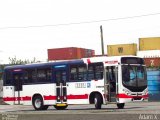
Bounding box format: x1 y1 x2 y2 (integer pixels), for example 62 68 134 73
122 65 147 92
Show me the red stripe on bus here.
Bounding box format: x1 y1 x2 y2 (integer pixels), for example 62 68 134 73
3 97 15 101
44 95 56 100
3 94 89 101
117 94 149 98
44 94 89 100
22 96 32 101
117 94 132 98
3 96 31 101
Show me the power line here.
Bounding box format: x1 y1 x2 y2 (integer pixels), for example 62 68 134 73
1 12 160 30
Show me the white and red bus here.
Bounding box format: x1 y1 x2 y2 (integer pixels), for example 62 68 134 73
3 56 148 110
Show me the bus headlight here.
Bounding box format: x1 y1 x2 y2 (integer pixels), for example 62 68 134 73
144 88 148 95
123 88 131 95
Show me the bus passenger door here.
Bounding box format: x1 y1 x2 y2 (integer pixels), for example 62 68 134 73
104 66 118 103
13 73 23 105
54 68 67 105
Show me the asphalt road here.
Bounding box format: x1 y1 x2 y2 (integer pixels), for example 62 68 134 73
0 102 160 120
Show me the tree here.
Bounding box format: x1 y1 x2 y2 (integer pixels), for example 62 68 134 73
0 57 37 80
8 56 37 65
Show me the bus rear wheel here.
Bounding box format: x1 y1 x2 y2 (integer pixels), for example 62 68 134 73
117 103 125 109
32 95 48 110
54 105 68 110
94 93 102 109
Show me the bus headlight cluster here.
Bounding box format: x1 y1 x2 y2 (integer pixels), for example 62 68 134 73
144 88 148 95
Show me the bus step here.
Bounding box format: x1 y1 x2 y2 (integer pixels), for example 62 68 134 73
110 97 116 102
56 103 67 107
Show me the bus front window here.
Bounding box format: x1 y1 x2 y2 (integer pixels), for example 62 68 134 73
122 65 147 92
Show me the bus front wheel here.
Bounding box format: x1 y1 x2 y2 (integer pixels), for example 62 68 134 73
94 93 102 109
32 95 48 110
117 103 125 109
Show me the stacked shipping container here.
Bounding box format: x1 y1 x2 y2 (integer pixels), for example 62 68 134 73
139 37 160 51
137 50 160 67
137 37 160 67
48 47 95 61
107 43 137 56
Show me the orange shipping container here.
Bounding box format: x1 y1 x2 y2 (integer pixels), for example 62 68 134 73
107 43 137 56
48 47 95 61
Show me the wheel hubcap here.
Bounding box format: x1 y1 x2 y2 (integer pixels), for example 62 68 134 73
35 99 41 108
94 98 97 105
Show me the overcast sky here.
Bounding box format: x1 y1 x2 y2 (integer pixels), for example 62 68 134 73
0 0 160 63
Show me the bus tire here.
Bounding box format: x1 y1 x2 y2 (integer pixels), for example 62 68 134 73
54 105 68 110
117 103 125 109
94 93 102 109
32 95 46 110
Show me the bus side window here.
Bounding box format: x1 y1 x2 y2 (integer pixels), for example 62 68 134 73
37 68 51 83
95 63 104 79
78 65 87 81
70 64 87 81
4 71 12 85
24 69 36 84
32 70 37 82
24 71 29 84
88 64 94 80
46 69 52 81
37 69 46 83
88 62 103 80
70 67 77 81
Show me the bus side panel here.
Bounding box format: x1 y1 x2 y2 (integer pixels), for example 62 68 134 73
22 84 56 105
67 82 90 104
3 86 15 105
67 80 104 104
43 84 57 105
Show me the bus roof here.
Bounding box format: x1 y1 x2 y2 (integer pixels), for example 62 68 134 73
4 56 141 70
82 55 139 64
4 59 84 70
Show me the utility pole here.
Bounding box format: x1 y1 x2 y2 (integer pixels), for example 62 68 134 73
100 25 104 55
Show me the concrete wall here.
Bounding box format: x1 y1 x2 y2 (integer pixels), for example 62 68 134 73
0 80 3 98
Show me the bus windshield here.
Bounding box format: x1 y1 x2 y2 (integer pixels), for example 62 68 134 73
122 65 147 92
